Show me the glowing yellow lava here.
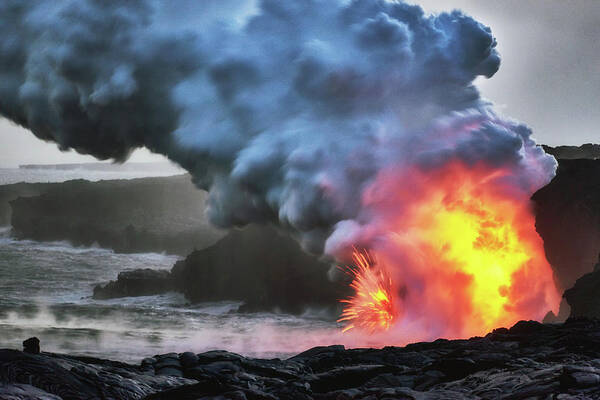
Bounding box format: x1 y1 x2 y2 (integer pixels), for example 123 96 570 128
410 180 535 332
338 162 559 338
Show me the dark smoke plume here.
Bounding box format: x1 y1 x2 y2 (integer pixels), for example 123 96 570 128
0 0 555 255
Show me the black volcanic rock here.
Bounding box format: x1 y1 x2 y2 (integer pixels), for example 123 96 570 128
532 159 600 290
5 319 600 399
0 349 195 400
22 337 40 354
8 175 223 255
93 269 175 299
92 225 350 315
564 258 600 319
169 224 350 315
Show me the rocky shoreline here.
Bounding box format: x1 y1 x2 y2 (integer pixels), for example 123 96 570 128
4 319 600 399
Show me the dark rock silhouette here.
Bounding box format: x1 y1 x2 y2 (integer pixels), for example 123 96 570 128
93 269 175 299
94 225 351 315
7 175 223 255
532 159 600 290
22 337 40 355
170 225 350 315
4 319 600 399
563 255 600 319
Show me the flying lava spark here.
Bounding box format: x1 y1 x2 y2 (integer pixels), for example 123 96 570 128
338 248 396 333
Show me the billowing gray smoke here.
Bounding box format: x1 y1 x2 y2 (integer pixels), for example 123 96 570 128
0 0 555 255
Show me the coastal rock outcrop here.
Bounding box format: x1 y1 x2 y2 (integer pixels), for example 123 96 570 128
169 225 350 315
94 225 351 315
8 175 223 255
0 182 52 226
93 269 175 300
532 159 600 290
22 337 40 355
4 319 600 399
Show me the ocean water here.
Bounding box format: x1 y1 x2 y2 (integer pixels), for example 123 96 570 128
0 167 349 362
0 227 343 363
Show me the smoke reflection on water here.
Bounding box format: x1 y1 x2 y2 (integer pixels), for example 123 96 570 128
0 233 345 362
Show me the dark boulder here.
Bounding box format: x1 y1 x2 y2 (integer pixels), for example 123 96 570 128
22 337 40 354
179 352 198 369
93 269 174 300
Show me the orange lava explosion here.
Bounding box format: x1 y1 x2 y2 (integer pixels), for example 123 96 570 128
338 161 560 339
338 249 396 333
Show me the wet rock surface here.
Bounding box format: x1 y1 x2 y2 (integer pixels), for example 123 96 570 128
5 319 600 399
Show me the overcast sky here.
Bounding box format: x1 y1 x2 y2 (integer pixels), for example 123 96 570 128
1 0 598 167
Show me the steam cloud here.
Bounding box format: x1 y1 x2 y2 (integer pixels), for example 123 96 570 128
0 0 556 256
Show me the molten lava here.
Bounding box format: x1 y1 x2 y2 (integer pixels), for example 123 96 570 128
339 162 559 339
338 249 396 333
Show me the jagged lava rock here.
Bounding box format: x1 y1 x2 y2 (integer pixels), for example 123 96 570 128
0 349 195 400
6 319 600 399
